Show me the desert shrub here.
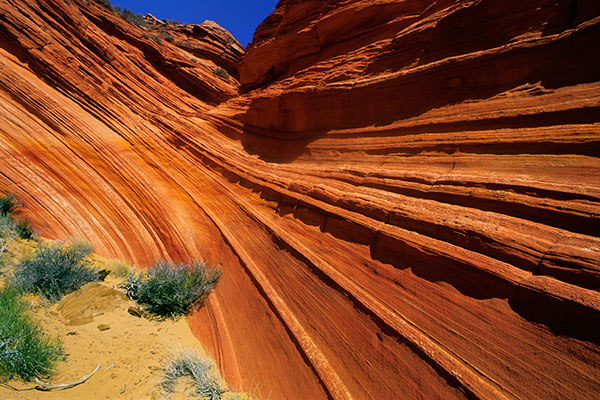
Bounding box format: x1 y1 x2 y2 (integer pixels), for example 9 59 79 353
10 242 100 302
0 215 33 240
0 194 18 217
143 33 162 43
67 237 94 259
163 33 175 42
121 260 221 318
97 1 147 27
161 18 180 25
119 8 147 26
160 348 226 399
0 288 63 381
13 218 33 240
0 195 34 239
93 0 112 8
0 215 16 235
0 217 17 272
104 259 134 278
212 68 229 79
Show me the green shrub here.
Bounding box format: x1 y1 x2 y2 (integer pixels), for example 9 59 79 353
212 68 230 79
105 259 134 278
94 0 147 27
93 0 112 8
143 33 162 44
11 242 100 302
0 215 16 235
0 195 34 240
121 260 221 318
160 348 226 399
0 194 18 217
67 237 95 259
14 218 33 240
161 18 180 25
0 216 17 272
119 8 147 26
0 288 63 381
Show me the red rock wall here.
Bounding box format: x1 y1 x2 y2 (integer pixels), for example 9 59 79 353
1 0 599 399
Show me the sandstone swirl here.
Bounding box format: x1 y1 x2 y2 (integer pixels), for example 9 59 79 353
1 0 599 399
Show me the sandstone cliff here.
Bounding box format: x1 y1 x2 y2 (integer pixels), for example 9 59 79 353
0 0 599 399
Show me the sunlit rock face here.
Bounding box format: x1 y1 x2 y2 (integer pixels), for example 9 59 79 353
1 0 599 398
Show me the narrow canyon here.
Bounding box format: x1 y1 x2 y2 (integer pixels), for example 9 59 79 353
0 0 599 398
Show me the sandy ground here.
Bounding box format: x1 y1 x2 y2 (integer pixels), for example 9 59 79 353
0 262 235 399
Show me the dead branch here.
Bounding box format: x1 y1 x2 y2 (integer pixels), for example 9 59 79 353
0 380 35 391
32 362 100 391
0 232 16 256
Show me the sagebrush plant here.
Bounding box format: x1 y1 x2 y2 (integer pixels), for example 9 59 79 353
93 0 147 26
121 260 221 318
160 348 226 399
0 215 17 236
66 237 95 259
142 33 162 43
0 218 17 273
115 6 147 26
10 241 100 302
161 17 180 25
105 259 134 278
0 193 18 217
0 288 63 381
0 194 34 240
92 0 112 9
212 68 230 79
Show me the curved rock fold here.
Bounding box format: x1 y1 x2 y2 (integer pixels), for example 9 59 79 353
0 0 599 398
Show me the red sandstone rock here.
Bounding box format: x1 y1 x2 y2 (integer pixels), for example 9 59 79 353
0 0 599 399
142 16 243 80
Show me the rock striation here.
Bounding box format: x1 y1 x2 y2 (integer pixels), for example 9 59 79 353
0 0 599 399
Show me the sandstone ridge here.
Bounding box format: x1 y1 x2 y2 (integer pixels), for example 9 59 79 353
0 0 599 399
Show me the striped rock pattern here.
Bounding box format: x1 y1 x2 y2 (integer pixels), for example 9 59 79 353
0 0 599 398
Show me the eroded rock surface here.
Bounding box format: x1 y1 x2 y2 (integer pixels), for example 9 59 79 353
0 0 599 399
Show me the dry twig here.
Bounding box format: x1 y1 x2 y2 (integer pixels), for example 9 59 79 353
32 362 101 391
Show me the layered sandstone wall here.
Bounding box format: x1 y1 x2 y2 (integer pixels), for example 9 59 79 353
0 0 599 399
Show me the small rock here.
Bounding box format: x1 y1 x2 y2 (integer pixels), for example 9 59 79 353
96 268 110 281
97 324 110 331
128 306 144 318
65 331 78 336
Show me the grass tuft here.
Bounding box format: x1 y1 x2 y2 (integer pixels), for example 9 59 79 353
0 288 63 381
160 349 226 399
10 241 100 302
121 260 221 318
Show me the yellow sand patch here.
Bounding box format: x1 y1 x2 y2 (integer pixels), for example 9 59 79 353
0 275 210 399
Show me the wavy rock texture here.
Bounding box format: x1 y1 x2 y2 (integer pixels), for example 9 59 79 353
142 15 243 80
1 0 599 399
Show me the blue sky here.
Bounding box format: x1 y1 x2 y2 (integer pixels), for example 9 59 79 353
111 0 279 47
